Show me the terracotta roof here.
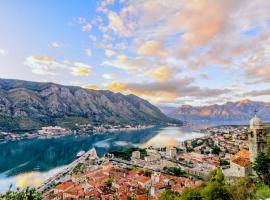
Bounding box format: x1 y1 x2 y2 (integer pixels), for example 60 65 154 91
231 149 251 167
231 157 251 167
55 181 75 191
234 149 249 159
136 176 151 184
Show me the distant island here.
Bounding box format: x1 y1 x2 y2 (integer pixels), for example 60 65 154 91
167 99 270 122
0 79 181 133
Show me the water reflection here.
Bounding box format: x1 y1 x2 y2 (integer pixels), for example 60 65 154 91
142 126 205 147
0 126 205 192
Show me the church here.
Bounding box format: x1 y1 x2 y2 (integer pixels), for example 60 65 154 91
224 114 270 177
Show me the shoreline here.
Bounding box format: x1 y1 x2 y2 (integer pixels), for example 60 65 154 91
0 125 157 143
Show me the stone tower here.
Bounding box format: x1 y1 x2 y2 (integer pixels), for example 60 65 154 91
248 115 269 162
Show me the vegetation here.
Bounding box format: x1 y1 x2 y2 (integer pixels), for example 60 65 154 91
160 190 182 200
159 168 268 200
168 167 186 176
104 177 113 188
110 147 147 161
0 187 42 200
253 152 270 186
255 182 270 199
219 159 230 166
211 145 221 155
144 169 152 177
72 162 83 174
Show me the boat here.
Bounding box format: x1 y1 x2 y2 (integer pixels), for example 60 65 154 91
76 150 85 157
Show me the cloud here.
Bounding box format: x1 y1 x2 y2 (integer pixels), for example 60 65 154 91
0 48 8 56
82 24 92 32
88 34 97 41
243 34 270 82
102 73 116 80
71 67 90 76
48 41 60 49
107 11 132 37
24 56 64 75
245 89 270 97
83 84 99 90
106 78 231 103
64 60 91 76
137 40 167 58
96 0 115 14
78 0 270 105
145 66 171 82
25 56 92 76
104 49 116 57
85 48 92 57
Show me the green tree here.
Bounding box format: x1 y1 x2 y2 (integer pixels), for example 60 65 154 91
201 181 233 200
160 190 181 200
180 188 203 200
211 145 221 155
0 187 42 200
256 182 270 200
104 177 113 188
231 177 256 200
220 159 229 166
253 152 270 186
168 167 185 176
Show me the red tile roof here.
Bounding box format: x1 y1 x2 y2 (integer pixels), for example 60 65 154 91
55 181 75 191
231 149 251 167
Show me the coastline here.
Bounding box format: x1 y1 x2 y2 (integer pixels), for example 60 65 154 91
0 125 156 143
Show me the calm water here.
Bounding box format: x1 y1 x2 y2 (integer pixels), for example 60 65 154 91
0 126 205 192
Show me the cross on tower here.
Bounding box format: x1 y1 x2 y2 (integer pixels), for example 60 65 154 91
254 109 258 117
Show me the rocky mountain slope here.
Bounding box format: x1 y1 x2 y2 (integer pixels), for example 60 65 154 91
0 79 180 132
169 99 270 122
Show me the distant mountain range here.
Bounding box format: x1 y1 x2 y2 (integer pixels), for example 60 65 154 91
0 79 180 132
167 99 270 122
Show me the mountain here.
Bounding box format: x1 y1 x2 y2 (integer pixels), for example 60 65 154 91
169 99 270 122
0 79 180 132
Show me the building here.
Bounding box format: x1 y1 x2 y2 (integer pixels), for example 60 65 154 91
166 147 177 158
132 151 141 160
224 114 270 177
229 149 252 177
248 115 270 162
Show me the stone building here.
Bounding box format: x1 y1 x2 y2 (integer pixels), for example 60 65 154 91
248 115 269 162
224 114 269 177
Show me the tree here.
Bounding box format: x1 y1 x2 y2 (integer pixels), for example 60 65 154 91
211 145 221 155
256 182 270 200
104 177 113 188
209 168 224 183
253 152 270 186
180 188 203 200
0 187 42 200
232 177 256 200
201 182 233 200
220 159 229 166
168 167 185 176
160 190 181 200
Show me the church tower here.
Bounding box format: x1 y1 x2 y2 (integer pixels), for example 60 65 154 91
248 114 269 162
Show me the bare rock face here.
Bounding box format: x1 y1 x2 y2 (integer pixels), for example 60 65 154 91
0 79 180 132
169 99 270 122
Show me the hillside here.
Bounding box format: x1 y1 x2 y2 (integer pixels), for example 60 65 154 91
0 79 180 132
169 99 270 122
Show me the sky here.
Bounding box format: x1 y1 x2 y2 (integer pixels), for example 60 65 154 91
1 0 270 107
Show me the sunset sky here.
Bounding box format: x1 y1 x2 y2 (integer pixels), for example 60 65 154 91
0 0 270 106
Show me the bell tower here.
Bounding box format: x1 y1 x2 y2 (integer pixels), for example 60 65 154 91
248 113 269 162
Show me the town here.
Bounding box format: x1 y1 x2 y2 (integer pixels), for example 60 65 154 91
38 114 270 199
0 124 154 142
